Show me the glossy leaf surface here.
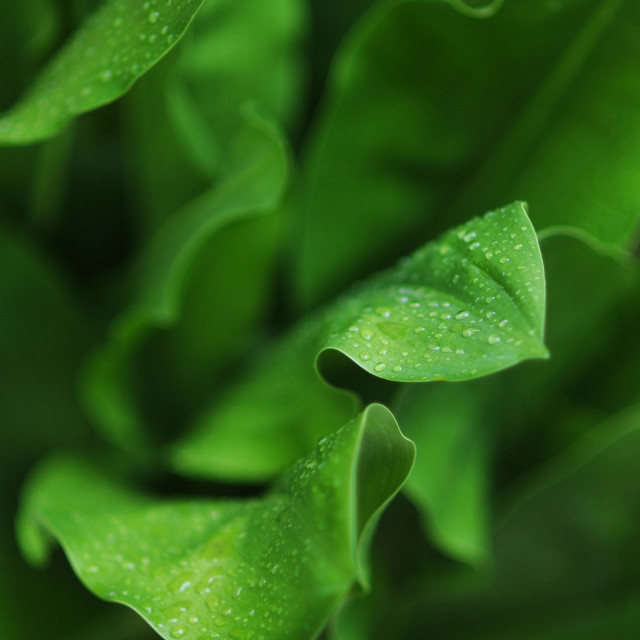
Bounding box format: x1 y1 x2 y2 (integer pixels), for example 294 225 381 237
323 202 547 382
172 202 547 482
18 405 415 640
0 0 204 145
295 0 640 307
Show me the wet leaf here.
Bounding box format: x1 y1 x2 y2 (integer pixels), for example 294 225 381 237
18 405 415 640
0 0 204 145
323 202 547 382
171 202 547 482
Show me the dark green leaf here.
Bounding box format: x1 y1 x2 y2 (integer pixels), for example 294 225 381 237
81 107 290 452
408 404 640 638
394 381 494 566
294 0 640 308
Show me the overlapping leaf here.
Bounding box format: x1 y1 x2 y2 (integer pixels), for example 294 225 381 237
18 405 415 640
294 0 640 308
0 0 204 145
406 404 640 639
82 107 289 452
393 381 494 566
122 0 306 233
171 202 547 481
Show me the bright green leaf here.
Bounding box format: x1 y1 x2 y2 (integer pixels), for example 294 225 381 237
0 0 204 145
322 202 548 382
171 202 547 482
18 405 415 640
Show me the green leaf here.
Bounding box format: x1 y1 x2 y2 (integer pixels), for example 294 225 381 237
121 0 306 233
322 202 548 382
170 321 360 482
394 381 494 566
18 405 415 640
171 202 547 482
81 107 289 452
293 0 554 306
0 0 204 145
174 0 307 159
451 0 640 257
407 404 640 639
294 0 640 308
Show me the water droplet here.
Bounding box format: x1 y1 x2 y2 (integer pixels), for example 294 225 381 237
168 573 194 593
514 243 523 250
499 257 510 264
170 627 186 639
498 319 509 328
488 335 501 344
100 69 113 82
374 362 387 372
462 328 480 337
392 365 402 373
149 11 160 23
455 310 470 320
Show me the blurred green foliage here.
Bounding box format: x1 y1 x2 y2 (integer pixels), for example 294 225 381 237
1 0 640 638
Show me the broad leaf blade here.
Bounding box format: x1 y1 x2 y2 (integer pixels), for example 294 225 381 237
0 0 204 145
18 405 415 640
82 108 289 452
449 0 640 255
294 0 640 310
171 202 547 483
170 322 359 482
407 404 640 638
322 202 548 382
394 381 494 566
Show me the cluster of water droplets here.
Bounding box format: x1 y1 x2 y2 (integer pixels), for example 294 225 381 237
71 422 362 640
325 204 546 381
0 0 200 142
